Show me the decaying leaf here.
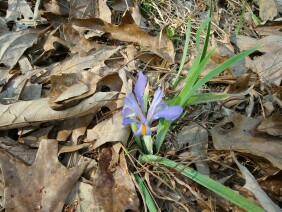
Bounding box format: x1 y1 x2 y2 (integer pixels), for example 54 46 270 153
257 114 282 136
5 0 34 28
0 29 37 68
210 113 282 169
92 143 139 211
0 139 89 211
177 124 210 175
69 0 111 22
71 10 175 62
232 152 281 212
246 49 282 86
36 47 120 83
48 71 101 110
0 91 118 130
0 137 37 165
87 111 130 149
256 20 282 36
258 0 279 21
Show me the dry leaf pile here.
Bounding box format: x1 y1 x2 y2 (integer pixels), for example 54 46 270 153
0 0 281 211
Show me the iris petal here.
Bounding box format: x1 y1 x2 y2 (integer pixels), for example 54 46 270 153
122 117 138 125
147 87 164 123
124 93 146 121
134 71 147 111
154 106 183 121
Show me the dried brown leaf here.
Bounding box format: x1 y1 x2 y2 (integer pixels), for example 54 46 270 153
87 111 130 148
246 50 282 86
0 91 118 130
71 11 175 62
0 139 88 211
92 144 139 212
69 0 111 22
258 0 279 21
211 113 282 169
257 114 282 136
0 29 37 68
48 71 101 110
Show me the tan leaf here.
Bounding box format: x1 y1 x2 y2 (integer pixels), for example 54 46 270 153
0 139 89 211
71 10 175 62
87 111 130 149
210 113 282 169
92 144 139 211
36 47 120 83
177 124 210 175
0 30 37 68
258 0 279 21
0 91 118 130
233 35 282 53
246 50 282 86
232 152 281 212
257 114 282 136
48 71 100 110
69 0 111 22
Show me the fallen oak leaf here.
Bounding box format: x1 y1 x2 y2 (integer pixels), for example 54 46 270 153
0 91 118 130
71 10 175 62
0 139 89 211
210 113 282 169
0 29 37 69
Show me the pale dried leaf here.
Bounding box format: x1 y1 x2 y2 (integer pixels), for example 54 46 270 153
177 124 210 175
71 11 175 62
0 91 118 130
0 30 37 68
233 35 282 53
259 0 279 21
5 0 34 29
232 152 281 212
246 50 282 86
69 0 111 22
38 47 120 83
43 0 69 16
211 113 282 169
66 181 95 210
0 139 89 211
257 115 282 136
88 111 130 149
0 137 37 165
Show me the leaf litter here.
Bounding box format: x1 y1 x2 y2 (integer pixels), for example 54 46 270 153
0 0 281 211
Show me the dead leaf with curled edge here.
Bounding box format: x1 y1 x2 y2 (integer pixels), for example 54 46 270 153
92 143 139 212
71 10 175 62
257 114 282 137
69 0 111 22
0 29 37 69
0 91 118 130
210 113 282 169
0 139 89 211
48 71 101 110
35 47 120 84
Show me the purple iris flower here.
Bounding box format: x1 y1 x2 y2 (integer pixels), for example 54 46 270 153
122 71 183 136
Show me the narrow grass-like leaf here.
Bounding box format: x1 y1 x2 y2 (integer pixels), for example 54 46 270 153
186 93 229 105
176 49 215 106
187 46 258 97
139 155 264 212
200 1 212 62
235 0 246 34
135 174 158 212
172 19 191 88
